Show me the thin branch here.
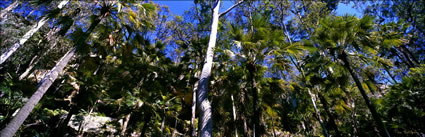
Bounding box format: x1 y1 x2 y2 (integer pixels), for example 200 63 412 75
219 0 244 18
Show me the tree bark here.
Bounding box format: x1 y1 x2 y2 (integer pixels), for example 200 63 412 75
0 0 68 65
0 0 19 19
231 94 238 137
197 0 220 136
191 81 198 137
339 51 391 137
0 11 105 137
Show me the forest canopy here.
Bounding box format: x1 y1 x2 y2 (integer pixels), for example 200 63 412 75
0 0 424 137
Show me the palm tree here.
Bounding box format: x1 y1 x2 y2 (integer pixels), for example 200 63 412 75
313 15 391 137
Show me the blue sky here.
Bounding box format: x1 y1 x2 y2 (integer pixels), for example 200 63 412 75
154 1 362 17
155 1 235 15
336 2 364 17
1 1 363 18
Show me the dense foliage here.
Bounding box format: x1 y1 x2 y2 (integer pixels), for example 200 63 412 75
0 0 424 136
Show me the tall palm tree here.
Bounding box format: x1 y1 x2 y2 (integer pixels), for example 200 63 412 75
313 15 391 137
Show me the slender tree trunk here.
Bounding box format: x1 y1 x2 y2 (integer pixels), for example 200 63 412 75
240 89 249 137
307 88 329 137
382 64 398 84
339 51 391 137
25 9 35 20
248 62 260 137
271 116 276 137
231 94 238 137
340 87 358 136
0 0 19 19
191 63 200 137
140 112 151 136
0 0 68 65
0 11 105 137
390 48 413 68
197 0 220 136
318 92 341 137
160 115 165 133
191 81 198 137
391 48 414 68
284 19 329 136
121 113 131 136
55 106 77 136
172 118 178 137
400 46 419 66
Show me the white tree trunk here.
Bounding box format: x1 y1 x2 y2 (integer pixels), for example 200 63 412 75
191 81 198 137
0 10 105 137
0 0 68 65
0 47 77 137
231 94 238 137
197 0 220 137
0 0 19 19
307 88 329 137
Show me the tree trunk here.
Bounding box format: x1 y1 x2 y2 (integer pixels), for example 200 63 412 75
0 0 69 65
240 89 249 137
121 113 131 136
317 92 341 137
191 81 198 137
307 88 329 137
0 46 77 137
400 46 419 66
339 51 391 137
382 64 398 84
25 9 35 20
231 94 238 137
140 112 151 136
271 116 276 137
160 115 165 133
247 62 260 137
0 0 19 19
171 118 178 137
390 48 413 68
197 0 220 136
55 106 78 136
0 11 105 137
